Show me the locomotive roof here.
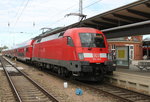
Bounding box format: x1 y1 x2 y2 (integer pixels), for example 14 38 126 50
33 27 101 40
33 27 63 40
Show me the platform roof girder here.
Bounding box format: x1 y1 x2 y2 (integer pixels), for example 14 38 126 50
145 3 150 8
112 13 144 22
100 17 129 25
127 9 150 18
82 23 98 28
104 23 150 38
91 20 117 27
103 20 150 38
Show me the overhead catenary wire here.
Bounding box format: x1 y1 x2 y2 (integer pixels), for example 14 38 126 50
10 0 103 47
46 0 87 27
48 0 90 20
9 0 30 47
49 0 103 27
13 0 27 21
13 0 30 28
83 0 102 10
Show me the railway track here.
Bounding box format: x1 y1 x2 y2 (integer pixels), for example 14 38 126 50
65 77 150 102
0 56 59 102
32 64 150 102
38 66 150 102
83 83 150 102
3 57 150 102
43 68 150 102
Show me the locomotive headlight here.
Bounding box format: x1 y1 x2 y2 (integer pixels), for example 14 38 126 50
78 53 84 60
100 53 107 58
113 64 116 66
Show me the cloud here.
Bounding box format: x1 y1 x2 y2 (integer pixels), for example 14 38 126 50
0 0 139 48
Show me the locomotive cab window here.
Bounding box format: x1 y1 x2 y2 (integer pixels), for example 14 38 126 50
67 37 74 46
80 33 105 48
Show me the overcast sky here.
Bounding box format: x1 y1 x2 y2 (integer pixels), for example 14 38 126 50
0 0 149 48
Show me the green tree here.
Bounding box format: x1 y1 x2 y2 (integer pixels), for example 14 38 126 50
0 45 8 53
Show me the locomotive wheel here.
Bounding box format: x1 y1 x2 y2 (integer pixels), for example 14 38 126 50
63 68 71 78
58 67 65 77
58 67 62 76
96 68 104 82
107 71 113 75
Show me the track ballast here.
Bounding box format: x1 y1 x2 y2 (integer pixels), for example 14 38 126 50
0 56 59 102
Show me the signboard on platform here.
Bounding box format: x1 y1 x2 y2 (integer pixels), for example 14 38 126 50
116 47 128 60
118 50 125 59
116 46 129 67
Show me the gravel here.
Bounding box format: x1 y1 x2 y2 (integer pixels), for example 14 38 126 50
9 59 117 102
0 71 16 102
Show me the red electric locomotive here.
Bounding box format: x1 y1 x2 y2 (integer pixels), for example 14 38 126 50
32 27 116 81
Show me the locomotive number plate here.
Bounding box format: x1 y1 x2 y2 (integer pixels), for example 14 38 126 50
93 53 101 60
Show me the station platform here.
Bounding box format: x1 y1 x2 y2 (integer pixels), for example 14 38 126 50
106 67 150 95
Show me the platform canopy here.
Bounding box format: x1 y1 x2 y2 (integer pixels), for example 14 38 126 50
36 0 150 39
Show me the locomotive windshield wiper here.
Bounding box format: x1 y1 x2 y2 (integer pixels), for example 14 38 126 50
88 35 94 50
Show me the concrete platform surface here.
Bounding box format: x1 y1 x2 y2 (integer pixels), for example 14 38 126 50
107 68 150 95
116 68 150 77
0 67 3 70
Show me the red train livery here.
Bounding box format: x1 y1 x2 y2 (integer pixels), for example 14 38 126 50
3 27 116 81
16 40 35 61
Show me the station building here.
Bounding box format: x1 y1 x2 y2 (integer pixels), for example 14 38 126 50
107 36 143 67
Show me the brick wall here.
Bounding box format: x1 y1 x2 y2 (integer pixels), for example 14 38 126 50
108 36 143 60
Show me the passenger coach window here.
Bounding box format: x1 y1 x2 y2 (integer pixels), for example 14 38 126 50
26 48 29 52
67 37 74 46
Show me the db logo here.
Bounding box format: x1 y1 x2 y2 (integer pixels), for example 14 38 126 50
93 53 100 58
93 53 101 60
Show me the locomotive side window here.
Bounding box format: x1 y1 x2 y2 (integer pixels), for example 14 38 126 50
67 37 74 46
37 39 41 43
40 33 60 43
58 32 64 37
80 33 105 48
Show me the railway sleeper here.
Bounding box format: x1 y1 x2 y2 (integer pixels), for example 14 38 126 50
19 91 44 95
122 95 141 98
22 99 50 102
21 96 49 100
18 88 39 92
20 94 46 97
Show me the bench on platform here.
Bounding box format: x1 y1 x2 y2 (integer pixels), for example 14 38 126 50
136 61 150 71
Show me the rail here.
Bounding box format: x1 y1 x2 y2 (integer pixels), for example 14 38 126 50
0 56 59 102
37 66 150 102
73 81 150 102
